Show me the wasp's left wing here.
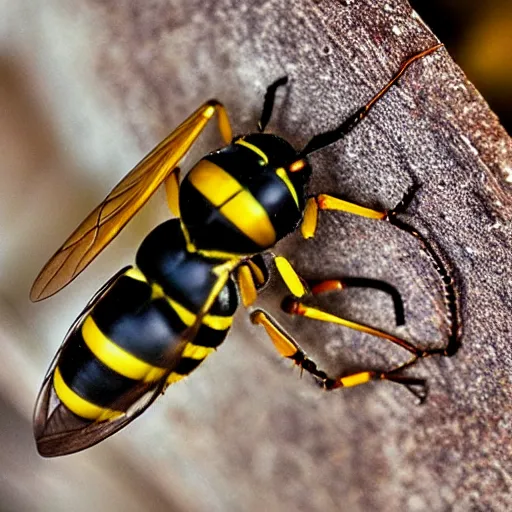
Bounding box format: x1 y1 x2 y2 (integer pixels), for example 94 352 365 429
32 266 174 457
33 262 235 457
34 371 167 457
30 101 232 302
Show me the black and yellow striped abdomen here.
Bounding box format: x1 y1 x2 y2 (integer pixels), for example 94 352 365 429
180 133 310 255
53 220 238 421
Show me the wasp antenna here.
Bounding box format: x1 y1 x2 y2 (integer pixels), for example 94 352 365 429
299 44 444 156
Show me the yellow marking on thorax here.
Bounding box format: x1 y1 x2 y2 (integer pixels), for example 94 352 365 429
187 159 276 248
275 167 299 208
53 367 124 421
220 191 276 247
82 316 167 382
235 139 269 164
188 160 242 206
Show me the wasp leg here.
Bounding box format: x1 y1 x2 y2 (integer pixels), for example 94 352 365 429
250 309 428 401
272 255 404 327
272 255 309 297
309 277 405 326
386 185 460 357
300 187 460 358
271 254 416 352
299 44 443 156
258 76 289 132
301 194 386 239
282 296 426 357
236 254 271 307
237 264 258 307
165 167 181 217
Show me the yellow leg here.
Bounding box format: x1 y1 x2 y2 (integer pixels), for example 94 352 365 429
300 185 460 359
250 309 427 400
245 254 419 363
237 264 258 307
236 255 270 307
272 255 406 327
282 297 423 356
273 255 308 297
270 253 425 355
301 194 386 239
270 254 441 358
165 167 181 217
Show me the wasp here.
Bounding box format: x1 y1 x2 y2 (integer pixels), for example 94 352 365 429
31 43 459 457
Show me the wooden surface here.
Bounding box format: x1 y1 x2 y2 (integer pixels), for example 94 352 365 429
0 0 511 511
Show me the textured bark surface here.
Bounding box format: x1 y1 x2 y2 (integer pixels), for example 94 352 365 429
1 0 511 511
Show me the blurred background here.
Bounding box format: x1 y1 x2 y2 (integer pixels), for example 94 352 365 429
410 0 511 133
0 0 510 511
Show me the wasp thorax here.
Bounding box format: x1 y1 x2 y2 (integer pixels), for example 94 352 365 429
179 133 311 255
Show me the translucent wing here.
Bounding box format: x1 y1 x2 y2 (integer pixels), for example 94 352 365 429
31 100 231 302
33 267 183 457
34 368 166 457
33 262 234 457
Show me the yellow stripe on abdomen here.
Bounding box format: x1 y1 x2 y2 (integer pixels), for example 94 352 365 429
165 343 213 384
166 296 233 331
182 342 215 360
81 316 166 383
53 367 124 421
167 372 186 384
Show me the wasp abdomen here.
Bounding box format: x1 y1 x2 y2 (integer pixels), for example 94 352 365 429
54 220 239 422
